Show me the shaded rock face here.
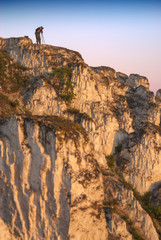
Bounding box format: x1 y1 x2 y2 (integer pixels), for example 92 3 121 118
127 74 149 90
0 37 161 239
103 174 159 240
119 124 161 193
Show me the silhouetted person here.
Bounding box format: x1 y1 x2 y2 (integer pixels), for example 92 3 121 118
35 26 44 44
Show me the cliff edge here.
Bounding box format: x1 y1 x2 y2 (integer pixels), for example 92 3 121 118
0 37 160 240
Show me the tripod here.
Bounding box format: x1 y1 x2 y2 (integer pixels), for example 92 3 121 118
41 33 45 44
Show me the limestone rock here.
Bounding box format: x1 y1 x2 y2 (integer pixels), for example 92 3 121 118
0 217 17 240
156 89 161 104
0 116 108 240
103 174 159 240
126 73 149 90
119 123 161 194
0 37 83 76
105 210 132 240
116 72 129 83
0 36 160 239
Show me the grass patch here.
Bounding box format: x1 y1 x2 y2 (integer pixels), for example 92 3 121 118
0 93 20 119
26 115 88 142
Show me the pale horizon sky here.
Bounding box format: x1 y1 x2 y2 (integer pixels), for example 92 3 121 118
1 0 161 93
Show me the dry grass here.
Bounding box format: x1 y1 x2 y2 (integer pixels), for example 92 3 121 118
0 50 29 94
24 115 88 142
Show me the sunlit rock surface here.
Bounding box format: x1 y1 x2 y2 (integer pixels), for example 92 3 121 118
0 37 160 239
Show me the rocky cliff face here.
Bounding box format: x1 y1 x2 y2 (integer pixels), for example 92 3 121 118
0 37 160 240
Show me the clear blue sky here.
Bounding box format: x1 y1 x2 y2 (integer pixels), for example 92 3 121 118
1 0 161 93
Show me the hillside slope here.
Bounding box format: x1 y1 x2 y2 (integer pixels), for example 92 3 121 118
0 37 160 240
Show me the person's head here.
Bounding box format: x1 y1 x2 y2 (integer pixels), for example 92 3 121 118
40 26 44 30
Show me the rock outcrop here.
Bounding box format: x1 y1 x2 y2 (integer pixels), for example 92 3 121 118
0 116 107 240
0 37 160 239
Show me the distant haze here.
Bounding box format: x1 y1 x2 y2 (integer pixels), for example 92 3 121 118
1 0 161 93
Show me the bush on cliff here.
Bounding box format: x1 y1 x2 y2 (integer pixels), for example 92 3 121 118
50 67 75 103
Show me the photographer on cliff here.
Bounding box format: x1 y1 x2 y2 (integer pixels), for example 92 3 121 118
35 26 44 44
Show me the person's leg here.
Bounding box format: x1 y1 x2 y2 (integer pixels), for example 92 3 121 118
36 32 41 44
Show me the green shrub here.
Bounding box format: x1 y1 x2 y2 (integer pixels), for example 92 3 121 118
9 99 19 108
103 199 119 207
0 93 20 118
129 227 144 240
106 155 115 169
115 143 122 153
67 108 80 114
51 67 72 79
122 215 144 240
132 191 161 223
50 67 75 103
24 109 32 115
141 192 151 205
9 63 28 71
65 108 93 122
115 171 161 234
102 171 111 176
